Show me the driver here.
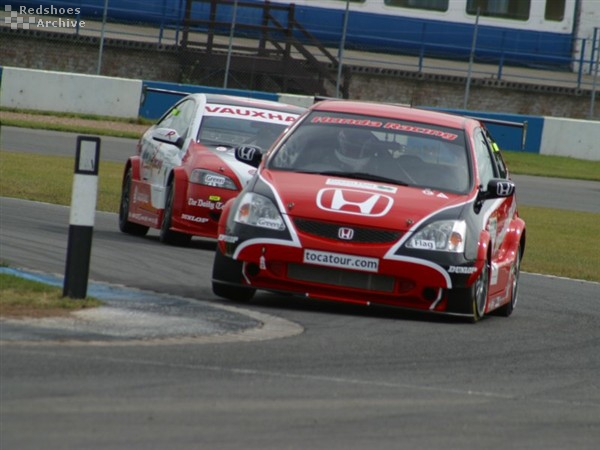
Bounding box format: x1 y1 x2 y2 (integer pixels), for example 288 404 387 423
334 128 375 171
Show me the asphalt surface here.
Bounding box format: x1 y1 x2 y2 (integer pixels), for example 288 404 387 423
1 196 599 449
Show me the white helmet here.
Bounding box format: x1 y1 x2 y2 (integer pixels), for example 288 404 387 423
334 129 371 171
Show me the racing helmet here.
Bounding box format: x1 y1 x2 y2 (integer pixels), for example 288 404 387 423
335 128 372 170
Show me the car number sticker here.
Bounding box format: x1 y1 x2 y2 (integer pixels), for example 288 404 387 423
303 249 379 273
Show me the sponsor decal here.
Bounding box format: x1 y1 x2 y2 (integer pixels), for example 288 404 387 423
410 239 436 250
181 214 209 223
317 188 394 217
448 266 478 274
133 187 150 204
218 234 239 243
326 178 397 193
209 195 221 202
204 174 228 187
309 116 458 141
256 218 284 230
422 189 434 196
304 249 379 273
437 192 448 199
129 213 158 226
204 104 298 125
188 198 224 210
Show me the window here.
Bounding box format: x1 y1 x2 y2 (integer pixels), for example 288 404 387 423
158 99 196 138
466 0 530 21
385 0 449 13
473 130 496 189
483 129 508 178
545 0 565 21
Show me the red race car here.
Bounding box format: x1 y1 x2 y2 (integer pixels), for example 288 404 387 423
119 93 306 245
212 100 526 322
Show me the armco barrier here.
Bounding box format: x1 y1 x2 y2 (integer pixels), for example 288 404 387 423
1 66 598 160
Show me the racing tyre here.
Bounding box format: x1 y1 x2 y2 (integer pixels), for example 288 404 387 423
448 259 490 323
494 248 521 317
159 181 192 246
212 248 256 302
119 169 149 236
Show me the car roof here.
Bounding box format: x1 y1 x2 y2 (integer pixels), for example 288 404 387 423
186 93 306 114
312 99 475 130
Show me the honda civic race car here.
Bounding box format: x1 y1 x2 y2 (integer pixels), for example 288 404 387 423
118 93 306 245
212 100 526 322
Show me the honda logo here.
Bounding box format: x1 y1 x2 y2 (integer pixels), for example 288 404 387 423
338 227 354 240
496 181 514 197
238 146 257 161
317 188 394 217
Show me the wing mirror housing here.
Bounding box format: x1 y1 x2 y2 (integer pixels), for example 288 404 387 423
235 145 264 168
151 128 184 148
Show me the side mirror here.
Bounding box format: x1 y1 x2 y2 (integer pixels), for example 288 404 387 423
235 145 264 168
151 128 184 148
484 178 515 199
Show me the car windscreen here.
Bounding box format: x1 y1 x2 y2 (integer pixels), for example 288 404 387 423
197 116 288 149
268 111 471 194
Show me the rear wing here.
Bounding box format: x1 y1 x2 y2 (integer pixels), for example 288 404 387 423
470 116 528 151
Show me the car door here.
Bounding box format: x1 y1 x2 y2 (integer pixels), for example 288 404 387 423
473 128 515 294
139 98 197 204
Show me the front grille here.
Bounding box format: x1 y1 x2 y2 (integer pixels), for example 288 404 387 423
294 218 401 243
288 264 395 293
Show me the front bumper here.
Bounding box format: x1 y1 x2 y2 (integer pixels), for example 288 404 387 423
228 239 480 313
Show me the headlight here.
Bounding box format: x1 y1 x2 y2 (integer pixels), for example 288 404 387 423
190 169 237 190
234 193 286 231
405 220 466 252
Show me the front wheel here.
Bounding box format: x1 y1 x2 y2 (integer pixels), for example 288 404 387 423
447 259 490 323
159 181 191 246
119 169 149 236
212 248 256 302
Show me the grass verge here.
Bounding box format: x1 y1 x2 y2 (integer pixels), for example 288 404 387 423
502 151 600 182
0 273 102 318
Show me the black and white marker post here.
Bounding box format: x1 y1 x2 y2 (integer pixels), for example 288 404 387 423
63 136 101 299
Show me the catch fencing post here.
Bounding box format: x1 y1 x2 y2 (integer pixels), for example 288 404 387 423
63 136 101 299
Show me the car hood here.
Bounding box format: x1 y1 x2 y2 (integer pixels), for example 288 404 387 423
262 170 470 231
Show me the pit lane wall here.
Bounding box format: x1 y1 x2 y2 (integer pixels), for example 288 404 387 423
0 66 598 161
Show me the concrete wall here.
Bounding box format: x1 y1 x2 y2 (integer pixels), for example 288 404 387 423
540 117 600 160
0 67 142 118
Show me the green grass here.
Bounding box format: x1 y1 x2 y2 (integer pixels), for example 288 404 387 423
1 150 598 283
0 273 102 316
0 151 123 212
518 206 600 282
503 151 600 182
